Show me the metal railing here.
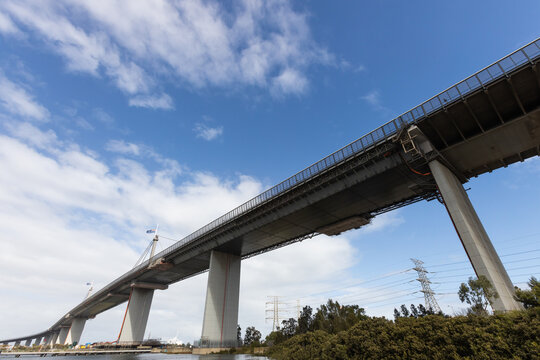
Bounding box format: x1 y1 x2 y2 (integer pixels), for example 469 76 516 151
145 38 540 267
61 38 540 324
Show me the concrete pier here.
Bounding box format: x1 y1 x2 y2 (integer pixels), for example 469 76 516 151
429 159 522 311
48 333 58 348
117 282 166 344
56 326 70 345
65 318 86 346
200 250 241 348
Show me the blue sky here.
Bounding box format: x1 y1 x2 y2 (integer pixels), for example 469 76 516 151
0 0 539 344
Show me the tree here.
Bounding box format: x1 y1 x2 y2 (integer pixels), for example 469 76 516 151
312 299 367 333
417 304 429 316
395 304 434 320
393 308 401 320
400 304 410 317
297 305 313 334
514 276 540 309
267 307 540 360
237 325 242 346
281 318 297 338
244 326 261 346
265 330 286 346
410 304 419 318
458 275 498 315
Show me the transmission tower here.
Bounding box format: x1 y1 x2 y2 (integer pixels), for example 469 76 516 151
411 258 442 314
265 296 287 332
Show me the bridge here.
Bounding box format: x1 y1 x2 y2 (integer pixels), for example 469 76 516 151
2 38 540 350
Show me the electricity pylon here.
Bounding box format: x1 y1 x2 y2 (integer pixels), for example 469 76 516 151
265 296 287 332
411 258 442 314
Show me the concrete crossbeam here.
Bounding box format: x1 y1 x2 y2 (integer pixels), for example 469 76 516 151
429 159 522 312
200 250 241 348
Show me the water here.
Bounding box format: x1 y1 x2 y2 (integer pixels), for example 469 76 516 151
0 354 268 360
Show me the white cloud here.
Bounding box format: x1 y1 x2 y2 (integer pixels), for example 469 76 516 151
105 139 140 156
0 0 331 100
361 211 405 233
75 117 94 131
361 89 393 117
193 123 223 141
0 1 151 95
4 121 59 150
354 64 367 73
93 108 115 125
270 68 308 97
0 71 49 120
0 121 365 343
129 94 174 110
0 122 266 340
105 139 183 178
0 11 20 34
337 59 366 73
361 90 381 107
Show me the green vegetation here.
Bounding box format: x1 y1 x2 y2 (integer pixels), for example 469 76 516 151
458 275 498 315
267 308 539 359
244 325 262 346
264 277 540 360
515 276 540 309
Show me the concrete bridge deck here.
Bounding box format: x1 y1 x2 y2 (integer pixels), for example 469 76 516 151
2 38 539 348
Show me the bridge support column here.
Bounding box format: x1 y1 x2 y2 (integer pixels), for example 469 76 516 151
200 250 241 348
24 339 31 347
48 332 58 348
44 334 52 346
118 282 167 345
14 341 20 347
429 159 521 312
57 326 70 345
65 318 86 346
34 337 42 346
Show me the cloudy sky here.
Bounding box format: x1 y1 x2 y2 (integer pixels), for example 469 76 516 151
0 0 539 345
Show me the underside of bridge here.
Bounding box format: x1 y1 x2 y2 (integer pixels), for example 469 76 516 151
2 40 539 348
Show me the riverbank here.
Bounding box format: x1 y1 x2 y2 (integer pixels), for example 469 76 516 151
0 349 152 357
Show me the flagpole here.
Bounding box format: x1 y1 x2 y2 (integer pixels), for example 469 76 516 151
149 224 159 260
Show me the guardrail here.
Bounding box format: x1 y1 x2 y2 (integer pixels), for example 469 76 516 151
68 38 540 319
145 38 540 266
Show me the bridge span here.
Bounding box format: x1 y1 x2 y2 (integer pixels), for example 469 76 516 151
2 38 540 349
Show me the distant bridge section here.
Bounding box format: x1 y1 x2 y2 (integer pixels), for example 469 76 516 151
2 38 540 349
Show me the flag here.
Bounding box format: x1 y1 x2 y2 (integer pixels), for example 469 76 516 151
146 229 156 234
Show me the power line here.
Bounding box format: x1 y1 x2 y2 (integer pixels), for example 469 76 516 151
322 286 419 307
430 260 540 274
293 277 417 306
427 249 540 269
288 268 413 302
362 294 425 309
